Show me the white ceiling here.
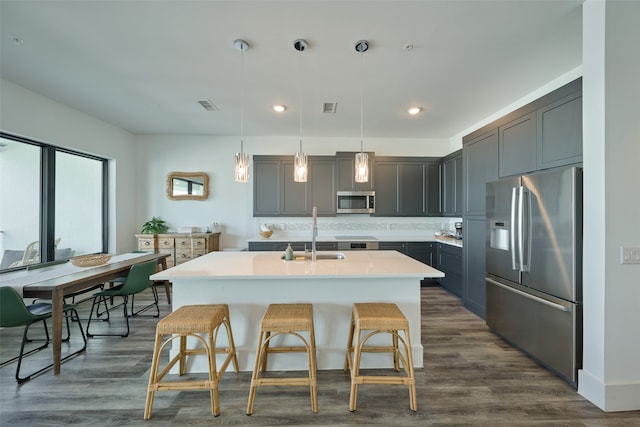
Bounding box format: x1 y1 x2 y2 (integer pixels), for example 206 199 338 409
0 0 583 139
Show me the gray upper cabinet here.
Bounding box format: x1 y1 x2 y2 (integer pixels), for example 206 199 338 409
253 158 281 216
442 149 462 217
499 112 537 177
309 156 337 215
253 155 336 217
426 161 442 216
374 157 432 216
336 152 374 191
463 129 499 217
373 161 401 216
282 161 307 215
537 91 583 169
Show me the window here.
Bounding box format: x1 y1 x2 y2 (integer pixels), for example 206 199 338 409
0 132 108 270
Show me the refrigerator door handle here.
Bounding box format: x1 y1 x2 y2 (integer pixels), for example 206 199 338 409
510 187 518 270
486 278 571 312
518 185 525 272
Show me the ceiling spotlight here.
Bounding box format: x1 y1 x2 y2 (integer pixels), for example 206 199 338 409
408 107 422 115
273 104 286 113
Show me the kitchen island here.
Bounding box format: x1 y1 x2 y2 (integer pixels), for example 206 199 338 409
151 250 443 372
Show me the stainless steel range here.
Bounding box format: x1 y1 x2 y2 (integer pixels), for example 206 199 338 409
334 236 379 250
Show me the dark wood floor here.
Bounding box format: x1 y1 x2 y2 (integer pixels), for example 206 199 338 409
2 285 639 426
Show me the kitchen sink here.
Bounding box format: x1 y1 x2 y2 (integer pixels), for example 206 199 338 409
281 252 346 261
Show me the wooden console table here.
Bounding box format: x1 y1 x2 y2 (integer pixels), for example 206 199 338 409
135 232 220 268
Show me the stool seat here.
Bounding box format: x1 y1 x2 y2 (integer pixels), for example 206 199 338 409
144 304 238 419
247 303 318 415
156 304 225 335
345 302 417 412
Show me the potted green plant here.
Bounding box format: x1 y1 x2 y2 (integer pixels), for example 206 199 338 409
140 216 169 234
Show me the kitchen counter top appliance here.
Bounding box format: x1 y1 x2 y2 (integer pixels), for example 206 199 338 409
485 166 582 388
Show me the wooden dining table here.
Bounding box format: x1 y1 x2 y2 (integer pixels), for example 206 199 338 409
19 252 169 374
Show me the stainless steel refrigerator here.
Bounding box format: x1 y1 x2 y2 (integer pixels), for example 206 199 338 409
485 166 582 387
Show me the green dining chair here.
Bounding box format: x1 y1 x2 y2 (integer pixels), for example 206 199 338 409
0 286 87 383
85 259 159 338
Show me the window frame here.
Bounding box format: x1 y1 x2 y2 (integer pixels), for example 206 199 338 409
0 131 109 270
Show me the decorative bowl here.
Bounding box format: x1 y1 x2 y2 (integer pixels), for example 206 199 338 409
70 253 112 267
259 230 273 239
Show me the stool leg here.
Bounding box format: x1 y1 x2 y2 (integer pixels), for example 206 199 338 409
144 331 163 420
222 315 239 373
308 324 318 413
402 328 417 412
344 316 355 371
179 335 187 375
247 330 266 415
260 331 271 372
207 327 221 417
392 329 400 371
349 325 362 412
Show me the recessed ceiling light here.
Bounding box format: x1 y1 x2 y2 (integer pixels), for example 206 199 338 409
273 104 286 113
408 107 422 115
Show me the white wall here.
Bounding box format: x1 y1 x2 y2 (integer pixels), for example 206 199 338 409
0 79 138 254
134 135 452 249
578 0 640 411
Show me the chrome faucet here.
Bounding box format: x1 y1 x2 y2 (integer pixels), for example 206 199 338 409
311 206 317 261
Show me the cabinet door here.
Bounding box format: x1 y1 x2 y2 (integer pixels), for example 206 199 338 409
499 112 537 177
463 129 499 216
454 155 463 216
407 242 436 266
438 243 463 297
309 157 336 215
253 159 281 216
373 162 400 215
336 154 374 191
400 162 426 216
427 161 442 216
537 92 583 169
282 161 308 215
463 217 487 319
378 241 407 253
443 157 455 215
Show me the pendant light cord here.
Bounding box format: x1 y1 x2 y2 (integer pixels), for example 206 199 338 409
360 50 364 153
240 47 245 155
299 44 303 153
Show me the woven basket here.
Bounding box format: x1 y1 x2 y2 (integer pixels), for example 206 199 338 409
70 253 112 267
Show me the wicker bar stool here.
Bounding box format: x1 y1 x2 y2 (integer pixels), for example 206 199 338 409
144 304 239 419
344 302 417 412
246 303 318 415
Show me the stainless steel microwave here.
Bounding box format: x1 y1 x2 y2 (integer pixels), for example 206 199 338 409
336 191 375 214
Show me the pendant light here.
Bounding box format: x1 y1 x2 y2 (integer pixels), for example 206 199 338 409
354 40 369 183
293 39 308 183
234 39 250 183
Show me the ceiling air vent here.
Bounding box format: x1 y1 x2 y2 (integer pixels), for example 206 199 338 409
322 102 337 114
197 100 219 111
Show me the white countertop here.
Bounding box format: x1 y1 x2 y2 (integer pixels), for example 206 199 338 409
152 250 444 281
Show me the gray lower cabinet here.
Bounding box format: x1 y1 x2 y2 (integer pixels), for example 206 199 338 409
253 155 336 217
378 241 407 253
437 243 462 297
379 241 437 268
407 242 437 267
